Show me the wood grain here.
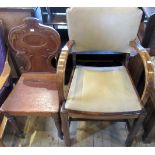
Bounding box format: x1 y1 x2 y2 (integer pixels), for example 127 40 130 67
8 17 61 73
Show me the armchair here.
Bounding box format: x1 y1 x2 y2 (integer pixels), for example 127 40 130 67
57 7 154 146
0 17 63 145
0 20 11 146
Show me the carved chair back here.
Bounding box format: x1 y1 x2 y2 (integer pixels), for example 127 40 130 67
8 17 61 73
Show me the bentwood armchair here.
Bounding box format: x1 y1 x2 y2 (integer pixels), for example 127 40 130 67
57 7 154 146
0 17 63 144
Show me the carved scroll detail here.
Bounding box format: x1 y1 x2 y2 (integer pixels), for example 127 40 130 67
8 17 61 73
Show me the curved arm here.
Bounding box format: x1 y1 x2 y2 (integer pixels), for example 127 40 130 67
57 40 75 103
0 55 11 89
130 41 154 106
0 114 7 140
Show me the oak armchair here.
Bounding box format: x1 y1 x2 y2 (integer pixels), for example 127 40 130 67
0 17 63 144
57 7 154 146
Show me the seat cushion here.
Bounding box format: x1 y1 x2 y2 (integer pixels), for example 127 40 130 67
1 73 59 116
65 66 142 113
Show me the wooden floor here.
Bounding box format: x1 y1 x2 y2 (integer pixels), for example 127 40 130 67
2 116 155 147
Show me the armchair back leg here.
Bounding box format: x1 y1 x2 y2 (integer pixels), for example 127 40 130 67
53 113 63 139
125 116 145 146
61 109 71 146
0 140 4 147
5 114 24 138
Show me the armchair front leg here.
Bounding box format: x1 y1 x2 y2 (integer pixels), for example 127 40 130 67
57 40 74 146
60 102 71 146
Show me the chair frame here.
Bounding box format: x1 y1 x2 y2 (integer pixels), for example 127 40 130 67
0 19 12 147
0 17 63 146
57 40 154 146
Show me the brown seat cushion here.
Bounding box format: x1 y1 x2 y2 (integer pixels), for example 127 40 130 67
1 73 59 116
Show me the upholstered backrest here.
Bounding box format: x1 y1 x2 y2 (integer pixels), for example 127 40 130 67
67 7 142 53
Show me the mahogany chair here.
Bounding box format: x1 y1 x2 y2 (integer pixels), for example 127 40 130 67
0 17 63 143
57 8 154 146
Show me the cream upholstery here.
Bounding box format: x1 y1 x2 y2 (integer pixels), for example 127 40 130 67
65 66 142 112
67 7 142 53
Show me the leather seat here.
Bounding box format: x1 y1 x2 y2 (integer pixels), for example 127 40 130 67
1 73 59 116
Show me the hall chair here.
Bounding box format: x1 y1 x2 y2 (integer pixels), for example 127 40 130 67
0 19 12 146
0 17 63 144
57 7 154 146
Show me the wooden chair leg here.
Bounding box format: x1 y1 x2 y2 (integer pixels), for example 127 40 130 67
125 116 145 146
142 122 153 144
53 113 63 139
142 132 152 144
0 116 7 147
142 111 155 144
61 108 71 146
5 115 25 138
0 140 5 147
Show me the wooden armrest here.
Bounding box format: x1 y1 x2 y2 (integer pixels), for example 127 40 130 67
130 41 154 105
0 59 11 89
0 115 7 140
57 40 75 103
